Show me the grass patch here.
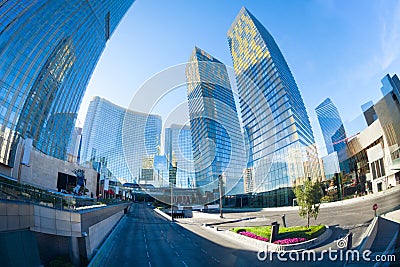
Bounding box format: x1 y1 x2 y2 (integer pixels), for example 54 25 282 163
232 225 325 240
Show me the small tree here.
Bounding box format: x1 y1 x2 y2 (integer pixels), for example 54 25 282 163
293 179 323 228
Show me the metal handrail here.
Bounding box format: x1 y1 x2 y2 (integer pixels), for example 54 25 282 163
0 180 90 211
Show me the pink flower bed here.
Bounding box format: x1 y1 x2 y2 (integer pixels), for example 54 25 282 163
238 231 269 242
273 237 307 245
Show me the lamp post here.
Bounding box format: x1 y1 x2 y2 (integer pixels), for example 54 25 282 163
170 181 174 221
218 174 223 219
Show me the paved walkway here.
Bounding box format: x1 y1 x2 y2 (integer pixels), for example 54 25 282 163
382 209 400 224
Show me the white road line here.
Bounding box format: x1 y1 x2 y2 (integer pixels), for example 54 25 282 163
175 251 180 257
148 261 152 267
201 248 207 254
147 251 150 258
170 244 174 249
182 261 188 267
212 257 220 263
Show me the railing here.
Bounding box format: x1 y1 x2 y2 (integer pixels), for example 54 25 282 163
0 178 95 211
0 176 132 211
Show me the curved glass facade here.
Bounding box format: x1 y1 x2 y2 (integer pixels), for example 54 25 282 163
227 7 321 205
81 97 162 184
0 1 134 166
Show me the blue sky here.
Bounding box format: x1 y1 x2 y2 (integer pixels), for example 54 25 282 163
78 0 400 156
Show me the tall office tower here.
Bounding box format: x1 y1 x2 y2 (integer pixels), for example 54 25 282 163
81 97 161 184
165 124 195 188
0 1 134 167
66 127 82 163
228 7 320 205
185 47 246 195
381 74 400 100
315 98 347 154
361 101 378 126
153 155 168 186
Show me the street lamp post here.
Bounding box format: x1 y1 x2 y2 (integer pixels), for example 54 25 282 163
218 174 223 219
170 181 174 221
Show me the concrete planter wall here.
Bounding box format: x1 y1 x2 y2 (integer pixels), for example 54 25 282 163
224 225 332 252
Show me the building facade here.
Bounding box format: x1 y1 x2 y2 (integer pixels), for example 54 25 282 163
361 101 378 127
321 152 340 180
341 74 400 194
185 47 246 195
381 74 400 99
66 127 82 163
227 7 321 206
164 124 195 188
0 1 134 167
81 96 162 184
315 98 347 155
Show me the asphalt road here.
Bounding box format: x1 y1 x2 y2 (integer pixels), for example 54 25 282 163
101 203 265 267
99 187 400 267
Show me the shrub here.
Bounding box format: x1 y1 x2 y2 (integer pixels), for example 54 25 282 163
239 231 269 242
273 237 307 245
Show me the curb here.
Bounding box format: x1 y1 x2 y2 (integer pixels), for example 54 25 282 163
88 213 128 267
357 216 378 252
153 208 173 221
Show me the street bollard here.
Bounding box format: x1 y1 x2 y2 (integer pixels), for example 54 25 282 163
270 221 280 242
281 214 287 228
347 232 353 250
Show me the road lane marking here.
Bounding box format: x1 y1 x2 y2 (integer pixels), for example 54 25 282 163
148 261 151 267
212 257 220 263
201 248 207 254
170 244 174 249
147 251 150 258
175 251 180 257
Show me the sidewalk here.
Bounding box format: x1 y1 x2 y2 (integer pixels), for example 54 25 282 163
180 185 400 222
382 209 400 224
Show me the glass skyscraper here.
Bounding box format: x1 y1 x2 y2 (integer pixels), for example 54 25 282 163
165 124 195 188
0 1 134 167
380 74 400 101
81 96 162 184
315 98 347 155
185 47 246 195
227 7 320 206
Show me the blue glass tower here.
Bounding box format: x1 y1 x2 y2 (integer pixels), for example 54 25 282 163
0 1 134 167
185 47 246 194
165 124 195 188
315 98 347 155
228 7 320 205
81 97 162 184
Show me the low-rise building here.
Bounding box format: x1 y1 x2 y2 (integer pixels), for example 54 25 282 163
342 76 400 194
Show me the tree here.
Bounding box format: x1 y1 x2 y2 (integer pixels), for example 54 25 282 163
293 179 323 228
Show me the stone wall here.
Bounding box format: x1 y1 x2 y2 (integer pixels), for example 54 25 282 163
14 149 98 196
85 210 124 260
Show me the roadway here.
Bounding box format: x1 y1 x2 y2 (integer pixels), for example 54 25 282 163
101 203 264 267
99 187 400 267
